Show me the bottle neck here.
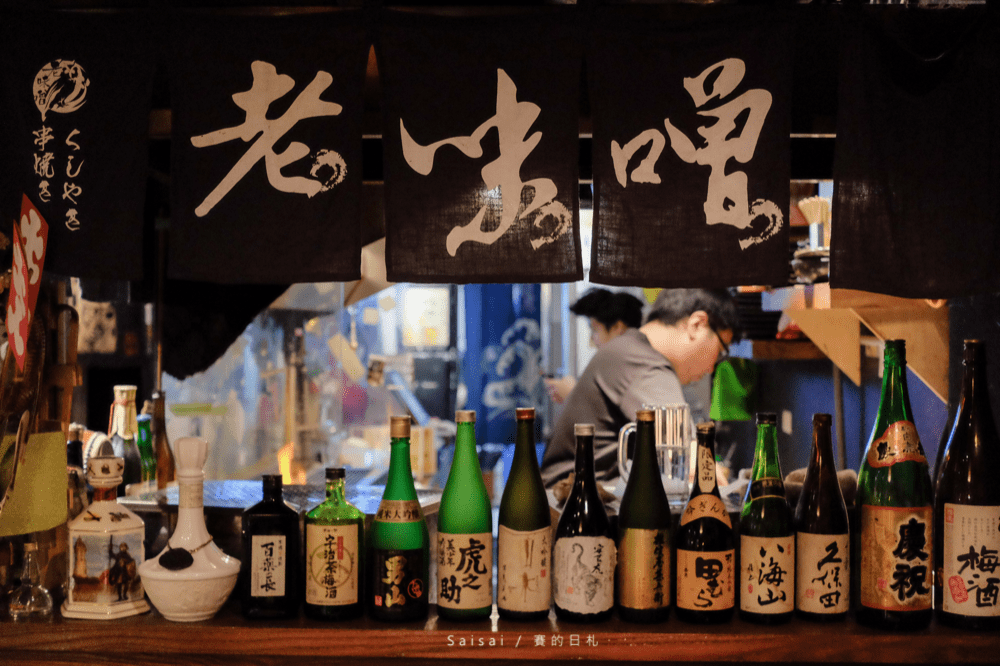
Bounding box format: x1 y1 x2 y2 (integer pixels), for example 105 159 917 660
573 434 597 487
750 423 781 481
632 419 658 479
326 478 347 504
263 486 283 503
386 436 417 499
692 431 718 497
453 421 481 473
92 486 118 503
876 343 913 427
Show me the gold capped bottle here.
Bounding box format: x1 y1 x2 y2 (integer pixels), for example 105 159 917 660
369 416 430 622
795 413 850 621
497 407 551 621
934 340 1000 630
437 410 493 621
856 340 933 630
675 422 735 624
616 408 671 623
739 412 794 624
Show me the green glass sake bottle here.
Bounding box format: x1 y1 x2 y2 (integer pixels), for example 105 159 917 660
304 467 365 621
616 408 671 623
934 340 1000 630
856 340 934 630
675 422 735 624
135 414 157 495
437 410 493 621
369 416 430 622
553 424 616 623
794 413 850 622
497 407 551 622
739 412 794 624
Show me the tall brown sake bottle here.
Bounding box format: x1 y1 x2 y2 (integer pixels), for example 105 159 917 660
856 340 934 630
934 340 1000 630
795 413 850 621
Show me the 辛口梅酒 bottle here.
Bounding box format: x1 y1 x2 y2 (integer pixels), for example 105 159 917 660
240 475 302 619
369 416 430 622
795 413 850 621
675 422 735 624
108 385 142 496
498 407 551 621
553 424 616 623
437 410 493 621
616 408 671 623
934 340 1000 630
740 412 794 624
305 467 364 620
856 340 933 630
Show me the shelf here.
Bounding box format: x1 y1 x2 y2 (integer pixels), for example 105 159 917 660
749 339 827 361
761 284 949 403
3 602 998 666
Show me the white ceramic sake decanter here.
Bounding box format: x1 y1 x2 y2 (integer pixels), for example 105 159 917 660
138 436 240 621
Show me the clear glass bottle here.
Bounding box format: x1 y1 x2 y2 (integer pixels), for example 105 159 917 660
497 407 551 622
9 542 52 620
934 340 1000 630
553 423 616 623
437 410 493 621
739 412 794 624
616 408 671 623
856 340 933 630
795 413 850 621
675 422 735 624
240 475 302 619
304 468 364 620
369 416 430 622
108 384 142 496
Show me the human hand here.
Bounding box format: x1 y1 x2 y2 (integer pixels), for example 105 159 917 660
543 375 576 404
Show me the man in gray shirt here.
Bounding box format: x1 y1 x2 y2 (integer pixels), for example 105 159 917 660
541 288 740 487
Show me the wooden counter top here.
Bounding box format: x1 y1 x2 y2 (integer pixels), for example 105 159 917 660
2 602 996 666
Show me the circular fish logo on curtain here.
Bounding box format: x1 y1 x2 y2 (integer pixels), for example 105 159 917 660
33 60 89 121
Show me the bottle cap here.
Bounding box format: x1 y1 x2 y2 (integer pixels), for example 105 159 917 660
756 412 777 425
813 413 832 426
390 415 412 438
574 423 594 437
108 385 139 439
637 409 655 422
696 421 716 436
262 475 283 491
455 410 476 423
515 407 535 420
964 339 984 364
24 542 37 553
68 422 85 441
326 467 346 480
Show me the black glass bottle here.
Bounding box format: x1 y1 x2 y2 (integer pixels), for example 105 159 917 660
240 475 302 619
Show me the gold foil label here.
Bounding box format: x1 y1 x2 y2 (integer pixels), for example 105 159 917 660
437 532 493 609
676 548 735 611
305 524 359 606
860 505 932 611
942 503 1000 616
866 421 926 468
740 535 795 614
617 528 670 610
679 494 731 528
374 499 423 524
497 525 551 613
553 536 616 614
796 532 849 614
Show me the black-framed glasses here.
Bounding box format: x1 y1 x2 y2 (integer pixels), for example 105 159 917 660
713 329 730 362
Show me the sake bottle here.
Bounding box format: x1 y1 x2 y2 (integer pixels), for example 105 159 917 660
369 416 430 622
934 340 1000 630
553 423 616 622
497 407 551 622
795 413 850 621
239 475 302 619
108 384 142 496
437 410 493 621
675 422 735 624
857 339 934 630
616 408 671 623
135 414 157 495
739 412 794 624
304 467 365 621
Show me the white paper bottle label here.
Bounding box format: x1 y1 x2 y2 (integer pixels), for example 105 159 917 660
740 535 795 614
497 525 551 613
437 532 493 609
305 524 359 606
250 534 286 598
552 536 616 614
942 503 1000 617
676 548 735 611
796 532 849 614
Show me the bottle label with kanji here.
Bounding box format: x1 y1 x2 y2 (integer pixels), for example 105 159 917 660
796 532 849 614
942 503 1000 616
617 527 671 610
860 505 932 611
740 535 794 614
552 536 615 614
498 525 551 613
437 532 493 609
305 524 359 606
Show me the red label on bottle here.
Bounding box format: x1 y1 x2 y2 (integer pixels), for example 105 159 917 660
949 575 970 604
866 421 926 468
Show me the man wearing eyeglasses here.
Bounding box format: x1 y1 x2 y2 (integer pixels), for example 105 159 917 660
540 288 740 488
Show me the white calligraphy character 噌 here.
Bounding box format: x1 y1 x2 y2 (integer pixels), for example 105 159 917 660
401 68 570 256
191 60 348 217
